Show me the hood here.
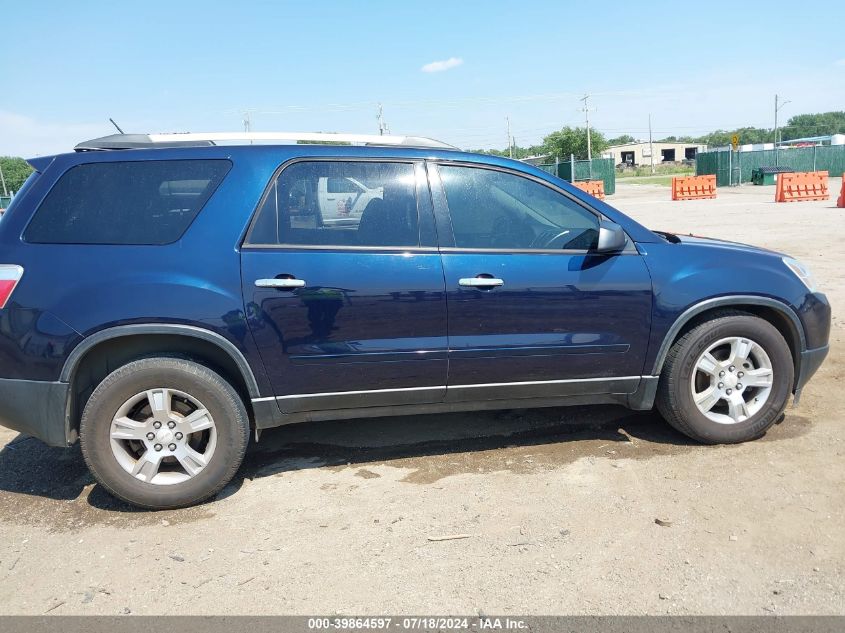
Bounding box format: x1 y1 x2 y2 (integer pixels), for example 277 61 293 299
653 230 783 257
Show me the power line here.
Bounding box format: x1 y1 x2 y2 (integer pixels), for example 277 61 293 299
223 88 701 121
227 94 841 153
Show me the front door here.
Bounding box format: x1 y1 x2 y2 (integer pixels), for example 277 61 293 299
429 162 653 403
242 159 447 412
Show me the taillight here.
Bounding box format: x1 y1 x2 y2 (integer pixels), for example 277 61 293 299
0 265 23 309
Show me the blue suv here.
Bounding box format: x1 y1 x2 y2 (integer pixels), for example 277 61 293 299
0 133 830 509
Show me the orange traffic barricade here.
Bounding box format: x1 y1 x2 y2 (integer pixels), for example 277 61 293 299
572 180 605 200
837 172 845 208
671 175 716 200
775 171 829 202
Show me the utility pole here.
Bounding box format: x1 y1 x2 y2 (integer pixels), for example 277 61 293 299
579 94 597 178
377 103 390 136
0 162 7 197
648 113 655 175
243 111 252 133
774 94 790 167
774 94 779 166
579 94 595 161
506 116 513 158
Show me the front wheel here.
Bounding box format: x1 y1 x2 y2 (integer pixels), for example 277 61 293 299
656 313 794 444
80 357 250 509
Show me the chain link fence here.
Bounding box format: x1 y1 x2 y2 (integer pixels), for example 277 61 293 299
537 158 616 195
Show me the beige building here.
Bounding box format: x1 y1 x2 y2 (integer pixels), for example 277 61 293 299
603 141 707 166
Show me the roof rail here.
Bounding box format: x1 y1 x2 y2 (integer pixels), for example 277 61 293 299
74 132 458 151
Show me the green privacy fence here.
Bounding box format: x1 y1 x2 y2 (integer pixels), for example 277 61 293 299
537 158 616 195
696 145 845 186
694 151 728 186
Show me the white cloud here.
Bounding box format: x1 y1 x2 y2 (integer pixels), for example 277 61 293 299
421 57 464 73
0 111 109 157
836 59 845 67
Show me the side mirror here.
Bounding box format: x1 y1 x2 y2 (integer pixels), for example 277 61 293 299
595 221 627 253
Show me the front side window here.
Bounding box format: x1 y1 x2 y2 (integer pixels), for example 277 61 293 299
247 161 419 248
25 160 231 245
438 165 600 251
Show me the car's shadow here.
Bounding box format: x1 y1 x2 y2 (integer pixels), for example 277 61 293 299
236 406 694 480
0 404 800 516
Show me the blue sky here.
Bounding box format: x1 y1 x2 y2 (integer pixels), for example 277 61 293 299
2 0 844 156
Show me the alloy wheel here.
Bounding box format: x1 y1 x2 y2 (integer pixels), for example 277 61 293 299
109 388 218 485
690 336 774 425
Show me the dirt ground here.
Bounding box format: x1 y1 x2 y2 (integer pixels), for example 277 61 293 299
0 180 842 616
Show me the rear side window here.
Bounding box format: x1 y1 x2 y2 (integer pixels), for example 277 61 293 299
25 160 231 245
246 161 419 248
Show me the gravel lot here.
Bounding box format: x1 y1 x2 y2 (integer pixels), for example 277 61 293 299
0 180 842 615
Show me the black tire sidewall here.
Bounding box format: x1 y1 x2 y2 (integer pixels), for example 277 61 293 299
671 317 793 443
80 359 249 509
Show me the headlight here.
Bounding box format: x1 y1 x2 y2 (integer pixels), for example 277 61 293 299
782 257 818 292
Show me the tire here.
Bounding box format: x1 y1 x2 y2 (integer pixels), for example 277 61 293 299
656 312 794 444
80 357 250 509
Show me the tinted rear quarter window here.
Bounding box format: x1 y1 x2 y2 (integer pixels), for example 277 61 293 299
25 159 231 245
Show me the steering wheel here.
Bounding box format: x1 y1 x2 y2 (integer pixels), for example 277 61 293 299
530 228 571 249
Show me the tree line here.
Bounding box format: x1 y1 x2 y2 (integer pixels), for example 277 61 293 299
469 111 845 162
0 157 34 195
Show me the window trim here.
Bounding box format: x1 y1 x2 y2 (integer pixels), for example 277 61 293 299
243 244 439 253
22 158 232 246
242 157 429 251
428 160 635 255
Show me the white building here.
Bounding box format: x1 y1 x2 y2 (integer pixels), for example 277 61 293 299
602 141 707 166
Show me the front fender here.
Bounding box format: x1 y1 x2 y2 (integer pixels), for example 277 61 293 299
642 242 812 376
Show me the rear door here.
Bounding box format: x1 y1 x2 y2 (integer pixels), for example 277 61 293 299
429 161 653 403
241 159 448 413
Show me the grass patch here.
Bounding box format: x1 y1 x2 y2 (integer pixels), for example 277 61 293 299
617 165 694 178
617 176 676 186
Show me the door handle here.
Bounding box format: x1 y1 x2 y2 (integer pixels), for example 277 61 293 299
255 278 307 289
459 276 504 288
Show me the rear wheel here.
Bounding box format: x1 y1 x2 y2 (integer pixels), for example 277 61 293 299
656 313 794 444
80 357 249 509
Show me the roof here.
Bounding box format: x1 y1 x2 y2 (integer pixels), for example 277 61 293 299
779 135 832 145
74 132 457 152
